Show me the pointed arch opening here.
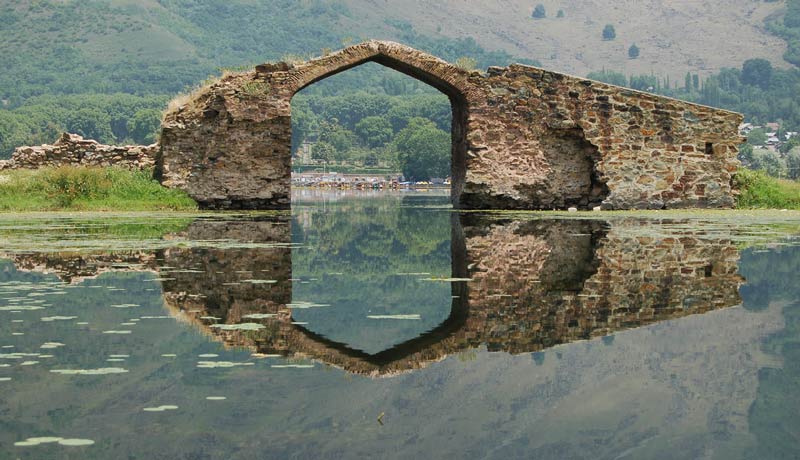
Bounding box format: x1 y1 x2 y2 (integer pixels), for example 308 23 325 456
286 46 470 205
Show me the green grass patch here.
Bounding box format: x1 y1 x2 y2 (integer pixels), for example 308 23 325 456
735 168 800 210
0 166 197 212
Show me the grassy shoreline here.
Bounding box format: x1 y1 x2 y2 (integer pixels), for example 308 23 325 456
734 169 800 210
0 166 196 212
0 166 798 213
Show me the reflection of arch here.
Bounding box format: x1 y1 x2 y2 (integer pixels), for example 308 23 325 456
0 215 745 377
157 216 744 377
283 41 473 204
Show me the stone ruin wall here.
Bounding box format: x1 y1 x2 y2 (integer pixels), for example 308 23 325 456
0 133 157 171
158 40 744 210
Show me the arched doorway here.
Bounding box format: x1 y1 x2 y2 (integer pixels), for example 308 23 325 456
283 44 471 205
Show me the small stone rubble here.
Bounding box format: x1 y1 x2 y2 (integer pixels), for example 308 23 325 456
0 133 157 171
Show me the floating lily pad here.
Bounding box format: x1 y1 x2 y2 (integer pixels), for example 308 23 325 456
419 277 473 282
41 316 77 322
142 405 178 412
196 361 255 368
242 314 276 319
209 323 265 331
251 353 281 358
50 368 128 375
287 301 330 309
57 438 95 446
367 314 422 320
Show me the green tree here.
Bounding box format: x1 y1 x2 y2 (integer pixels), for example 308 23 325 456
628 43 640 59
127 109 162 144
395 118 450 180
65 108 113 142
556 9 565 18
354 116 393 148
748 128 768 146
311 141 335 162
602 24 616 40
741 58 773 89
751 148 787 177
586 70 627 86
532 4 546 18
738 143 755 166
786 147 800 180
318 122 357 154
780 136 800 154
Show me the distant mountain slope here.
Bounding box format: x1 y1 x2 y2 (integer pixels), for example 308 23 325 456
344 0 790 79
1 0 791 104
0 0 523 102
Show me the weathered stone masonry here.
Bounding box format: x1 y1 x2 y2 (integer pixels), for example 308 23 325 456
2 133 157 171
158 40 744 210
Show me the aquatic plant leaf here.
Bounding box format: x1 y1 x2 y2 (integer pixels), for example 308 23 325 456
367 314 422 320
142 405 178 412
242 314 276 319
50 368 128 375
209 323 265 331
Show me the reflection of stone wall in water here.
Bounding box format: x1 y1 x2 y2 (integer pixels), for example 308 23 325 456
1 216 744 377
462 218 744 355
156 217 743 377
157 219 293 342
6 252 157 284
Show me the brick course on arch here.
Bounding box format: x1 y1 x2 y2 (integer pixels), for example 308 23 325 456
157 40 743 210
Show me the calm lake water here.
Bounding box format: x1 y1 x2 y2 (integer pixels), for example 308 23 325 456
1 190 800 459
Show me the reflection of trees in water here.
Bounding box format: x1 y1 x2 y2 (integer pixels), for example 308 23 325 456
154 214 744 376
2 211 749 377
740 245 800 459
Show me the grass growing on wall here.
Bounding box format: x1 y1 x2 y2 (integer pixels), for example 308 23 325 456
0 166 197 211
735 168 800 210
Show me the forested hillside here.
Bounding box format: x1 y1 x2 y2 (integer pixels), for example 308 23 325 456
0 0 798 166
0 0 527 157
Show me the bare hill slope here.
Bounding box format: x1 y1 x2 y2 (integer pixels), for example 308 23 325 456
346 0 789 78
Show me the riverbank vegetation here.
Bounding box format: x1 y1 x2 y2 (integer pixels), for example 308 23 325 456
735 168 800 210
0 167 196 211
